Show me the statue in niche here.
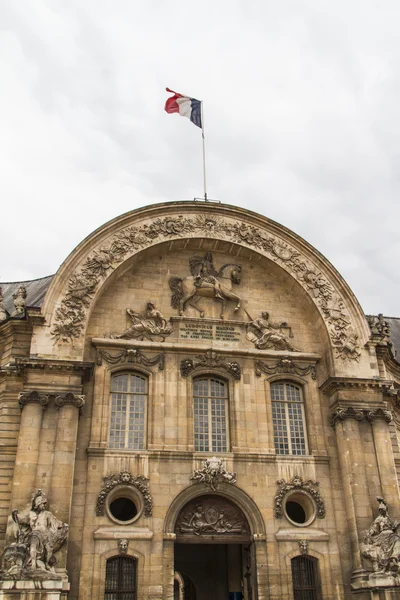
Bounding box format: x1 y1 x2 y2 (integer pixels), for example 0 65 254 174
246 311 299 351
110 302 172 341
361 497 400 576
0 490 68 581
169 252 242 319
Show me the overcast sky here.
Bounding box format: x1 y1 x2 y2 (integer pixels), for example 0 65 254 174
1 1 399 315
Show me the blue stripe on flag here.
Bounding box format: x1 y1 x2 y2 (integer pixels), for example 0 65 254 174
190 99 202 128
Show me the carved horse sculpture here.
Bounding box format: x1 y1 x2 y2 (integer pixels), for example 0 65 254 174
169 264 242 319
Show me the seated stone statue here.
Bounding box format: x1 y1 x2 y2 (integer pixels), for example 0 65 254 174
361 497 400 576
0 490 68 581
246 311 298 351
111 302 172 341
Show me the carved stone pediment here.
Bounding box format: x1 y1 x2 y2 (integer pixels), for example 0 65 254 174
180 349 241 380
175 495 249 538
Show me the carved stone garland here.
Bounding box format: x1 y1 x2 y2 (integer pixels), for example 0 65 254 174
275 475 325 519
96 470 153 517
180 349 241 380
96 347 165 370
255 358 316 379
51 214 360 360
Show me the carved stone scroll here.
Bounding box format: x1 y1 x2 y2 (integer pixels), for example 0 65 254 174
275 475 325 519
54 392 85 414
255 358 316 379
18 391 49 411
330 406 392 428
0 489 68 581
51 213 360 361
180 350 241 380
175 495 249 537
96 347 165 370
96 470 153 517
191 457 236 491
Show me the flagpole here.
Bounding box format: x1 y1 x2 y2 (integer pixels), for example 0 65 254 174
201 101 208 201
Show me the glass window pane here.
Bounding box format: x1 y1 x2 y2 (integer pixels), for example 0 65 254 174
110 373 147 450
272 382 307 456
194 377 228 452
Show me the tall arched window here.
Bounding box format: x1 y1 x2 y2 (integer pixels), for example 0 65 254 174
109 373 147 450
105 555 137 600
291 555 322 599
271 382 307 455
193 377 228 452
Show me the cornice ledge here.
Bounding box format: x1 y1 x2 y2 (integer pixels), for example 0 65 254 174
320 377 393 397
94 527 153 541
276 529 329 541
14 357 94 379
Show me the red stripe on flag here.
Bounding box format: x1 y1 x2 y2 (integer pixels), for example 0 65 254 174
165 87 184 114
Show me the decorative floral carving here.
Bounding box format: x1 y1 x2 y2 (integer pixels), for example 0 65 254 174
54 392 85 414
175 496 249 537
246 311 299 351
255 358 316 379
329 406 392 427
298 540 309 555
275 475 325 519
361 497 400 576
118 539 129 555
12 285 27 316
96 347 165 370
51 214 360 359
180 349 241 380
18 391 49 411
191 457 236 491
107 302 172 342
0 489 68 581
95 471 153 517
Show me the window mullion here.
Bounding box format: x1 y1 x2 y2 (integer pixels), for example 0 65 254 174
284 401 292 455
208 396 213 452
125 392 131 449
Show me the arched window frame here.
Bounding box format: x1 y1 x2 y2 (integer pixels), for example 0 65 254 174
190 372 232 453
290 554 322 600
104 554 138 600
268 377 309 456
109 370 149 451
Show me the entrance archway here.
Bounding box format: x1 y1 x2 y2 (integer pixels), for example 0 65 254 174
164 485 268 600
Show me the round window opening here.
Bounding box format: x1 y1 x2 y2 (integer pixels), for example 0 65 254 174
283 492 316 527
109 497 137 522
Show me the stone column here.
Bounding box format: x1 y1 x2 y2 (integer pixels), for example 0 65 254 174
330 408 372 572
50 393 85 570
8 391 49 522
368 409 400 509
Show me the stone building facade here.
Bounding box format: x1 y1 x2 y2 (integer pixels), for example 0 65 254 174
0 201 400 600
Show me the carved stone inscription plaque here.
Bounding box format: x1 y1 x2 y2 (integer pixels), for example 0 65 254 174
179 322 241 343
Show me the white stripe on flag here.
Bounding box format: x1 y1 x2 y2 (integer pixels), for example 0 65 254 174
176 97 192 119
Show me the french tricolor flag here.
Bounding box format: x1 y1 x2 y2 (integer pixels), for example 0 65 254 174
164 88 202 129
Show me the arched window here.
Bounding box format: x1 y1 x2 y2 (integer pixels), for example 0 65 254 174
105 555 137 600
271 382 307 455
291 555 322 600
193 377 228 452
109 373 147 450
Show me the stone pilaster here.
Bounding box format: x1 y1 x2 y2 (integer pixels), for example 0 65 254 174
367 409 400 509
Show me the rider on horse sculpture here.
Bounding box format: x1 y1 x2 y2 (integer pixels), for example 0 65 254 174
189 252 224 300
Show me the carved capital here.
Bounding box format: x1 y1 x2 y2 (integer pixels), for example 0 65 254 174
55 392 85 414
275 475 325 519
18 391 49 411
329 406 364 427
96 470 153 517
96 347 164 370
366 408 392 423
180 349 241 380
255 358 316 379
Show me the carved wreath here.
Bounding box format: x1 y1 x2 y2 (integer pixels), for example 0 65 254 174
51 213 360 361
274 475 325 519
96 471 153 517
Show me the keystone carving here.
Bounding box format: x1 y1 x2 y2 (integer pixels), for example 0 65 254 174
275 475 325 519
169 252 242 320
180 349 241 380
12 285 27 316
18 391 49 411
108 302 172 342
117 539 129 555
0 489 68 581
298 540 309 555
246 311 299 351
96 471 153 517
96 347 165 370
51 214 360 361
329 406 392 427
191 457 236 491
176 496 249 537
54 392 85 414
361 497 400 577
255 358 316 379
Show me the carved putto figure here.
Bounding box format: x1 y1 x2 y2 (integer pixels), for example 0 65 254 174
169 252 242 319
0 287 7 322
0 490 68 581
246 311 298 351
12 285 27 316
191 457 237 491
361 497 400 576
110 302 172 341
